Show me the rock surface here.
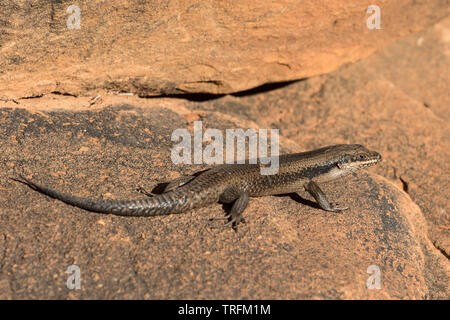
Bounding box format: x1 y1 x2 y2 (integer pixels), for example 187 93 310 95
0 0 449 98
206 17 450 257
0 104 448 299
0 5 449 300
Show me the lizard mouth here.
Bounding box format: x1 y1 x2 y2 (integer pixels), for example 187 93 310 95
357 157 381 167
337 151 382 170
354 152 382 168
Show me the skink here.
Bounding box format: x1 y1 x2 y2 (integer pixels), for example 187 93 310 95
12 144 381 227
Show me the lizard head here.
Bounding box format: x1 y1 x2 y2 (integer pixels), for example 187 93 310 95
336 144 382 171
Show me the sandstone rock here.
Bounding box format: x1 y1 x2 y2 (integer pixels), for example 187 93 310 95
203 17 450 257
0 104 447 299
0 0 448 99
0 6 448 300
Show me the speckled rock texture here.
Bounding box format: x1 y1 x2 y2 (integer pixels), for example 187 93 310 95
0 7 449 300
0 104 448 299
0 0 448 98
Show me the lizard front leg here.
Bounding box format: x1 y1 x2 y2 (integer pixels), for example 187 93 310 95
304 180 348 212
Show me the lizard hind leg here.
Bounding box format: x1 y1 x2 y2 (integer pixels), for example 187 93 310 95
136 186 156 197
219 186 249 229
136 175 196 197
163 175 196 192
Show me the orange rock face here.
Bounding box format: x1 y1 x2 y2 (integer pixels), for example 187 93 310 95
1 104 448 299
0 1 448 299
0 0 448 98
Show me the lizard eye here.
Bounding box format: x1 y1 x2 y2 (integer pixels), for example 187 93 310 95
359 155 364 159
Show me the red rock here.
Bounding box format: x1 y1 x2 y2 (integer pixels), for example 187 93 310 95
0 103 448 299
0 0 448 98
0 2 448 300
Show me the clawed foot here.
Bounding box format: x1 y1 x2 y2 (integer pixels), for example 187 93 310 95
328 203 349 212
204 213 246 231
135 186 155 197
223 214 245 228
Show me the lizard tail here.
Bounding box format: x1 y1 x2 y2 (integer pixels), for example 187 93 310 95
11 175 192 217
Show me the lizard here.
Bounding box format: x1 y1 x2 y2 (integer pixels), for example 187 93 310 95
11 144 381 228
